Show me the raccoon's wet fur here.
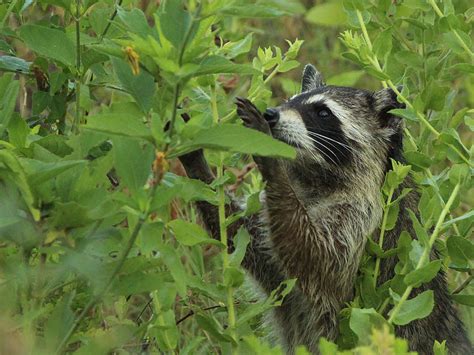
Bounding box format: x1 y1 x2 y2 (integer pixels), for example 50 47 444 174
178 64 472 354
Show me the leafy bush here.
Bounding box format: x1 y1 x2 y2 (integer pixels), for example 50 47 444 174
0 0 472 354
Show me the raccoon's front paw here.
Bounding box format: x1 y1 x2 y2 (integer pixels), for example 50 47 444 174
235 97 271 135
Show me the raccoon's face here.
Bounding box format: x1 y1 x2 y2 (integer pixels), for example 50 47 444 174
264 64 404 175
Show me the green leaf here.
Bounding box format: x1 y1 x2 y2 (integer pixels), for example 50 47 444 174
20 158 87 186
245 191 262 216
218 4 294 18
159 244 187 297
319 338 338 354
389 108 418 122
404 150 433 170
0 150 39 221
443 210 474 229
407 210 429 247
421 82 450 111
158 0 193 48
151 174 217 210
83 113 152 140
437 129 470 160
50 201 92 228
326 70 364 86
19 24 75 67
44 294 75 351
278 60 300 73
390 290 434 325
360 273 380 308
112 137 153 193
168 219 223 247
195 313 235 344
111 57 156 113
448 164 469 185
0 55 31 73
451 294 474 307
229 227 250 267
224 266 245 287
221 33 253 59
0 74 20 136
179 124 296 159
305 1 347 27
349 308 391 345
117 7 153 39
188 55 259 77
113 272 167 295
385 201 400 231
236 279 296 327
373 28 392 59
404 260 442 287
433 340 448 355
447 236 474 268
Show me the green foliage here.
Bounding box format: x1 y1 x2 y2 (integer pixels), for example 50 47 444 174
0 0 472 353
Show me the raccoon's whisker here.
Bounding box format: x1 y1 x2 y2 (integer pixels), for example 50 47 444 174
311 142 338 165
306 134 347 157
307 131 354 150
306 135 343 165
307 132 356 153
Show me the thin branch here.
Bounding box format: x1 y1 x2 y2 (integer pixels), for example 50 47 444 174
0 0 18 28
176 305 223 325
72 0 82 134
453 272 474 295
388 183 461 324
99 0 123 40
55 217 147 353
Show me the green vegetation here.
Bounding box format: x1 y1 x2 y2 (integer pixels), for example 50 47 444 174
0 0 472 353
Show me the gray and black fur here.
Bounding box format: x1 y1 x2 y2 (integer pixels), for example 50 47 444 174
178 65 472 354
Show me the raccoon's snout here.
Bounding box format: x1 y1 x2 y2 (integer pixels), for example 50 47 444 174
263 108 279 128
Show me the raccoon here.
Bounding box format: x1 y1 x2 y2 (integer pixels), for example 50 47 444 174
178 65 472 354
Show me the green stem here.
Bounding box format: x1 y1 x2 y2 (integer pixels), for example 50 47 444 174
0 0 18 28
388 183 461 324
164 3 202 146
211 84 236 342
356 10 373 51
424 169 461 236
356 9 472 167
427 0 474 58
55 215 148 353
373 188 394 287
387 82 471 167
72 0 82 134
99 0 123 39
453 272 473 295
356 10 388 89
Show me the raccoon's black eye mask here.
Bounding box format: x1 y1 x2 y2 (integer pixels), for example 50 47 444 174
310 103 332 119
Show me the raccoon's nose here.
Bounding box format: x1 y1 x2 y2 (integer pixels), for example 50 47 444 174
263 108 279 127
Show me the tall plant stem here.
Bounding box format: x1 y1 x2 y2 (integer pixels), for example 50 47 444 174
356 10 387 89
164 2 202 146
55 211 150 353
99 0 123 39
388 183 461 324
0 0 18 28
373 187 394 287
427 0 474 59
72 0 82 134
355 10 472 167
211 84 236 343
55 3 206 349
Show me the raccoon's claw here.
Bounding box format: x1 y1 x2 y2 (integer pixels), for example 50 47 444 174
235 97 271 135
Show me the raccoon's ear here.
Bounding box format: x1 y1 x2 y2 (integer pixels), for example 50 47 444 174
373 86 405 128
301 64 325 92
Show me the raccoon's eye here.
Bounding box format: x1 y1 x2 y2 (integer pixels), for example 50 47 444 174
317 108 331 118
